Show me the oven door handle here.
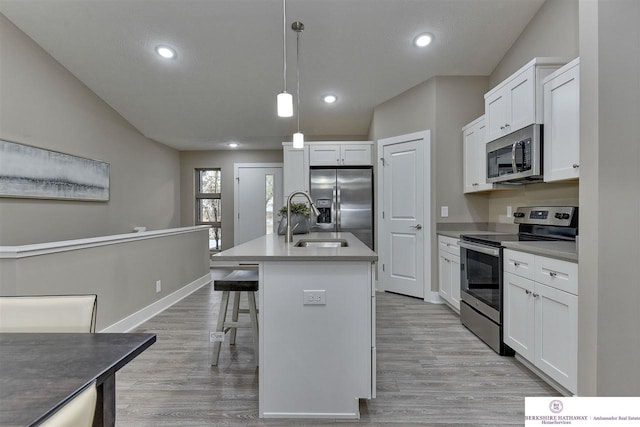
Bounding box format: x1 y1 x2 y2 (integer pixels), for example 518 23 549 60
459 241 500 257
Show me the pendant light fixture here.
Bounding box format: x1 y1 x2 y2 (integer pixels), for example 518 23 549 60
276 0 293 117
292 21 304 148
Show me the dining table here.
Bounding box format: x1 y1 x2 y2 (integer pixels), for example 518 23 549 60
0 332 156 426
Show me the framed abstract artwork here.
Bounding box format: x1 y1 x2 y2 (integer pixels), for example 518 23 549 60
0 140 110 201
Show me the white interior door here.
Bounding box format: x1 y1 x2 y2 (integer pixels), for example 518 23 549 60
234 163 283 246
378 131 430 299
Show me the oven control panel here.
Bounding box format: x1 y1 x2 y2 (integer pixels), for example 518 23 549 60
514 206 577 227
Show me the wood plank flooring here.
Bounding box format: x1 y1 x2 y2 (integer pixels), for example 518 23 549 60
116 269 556 426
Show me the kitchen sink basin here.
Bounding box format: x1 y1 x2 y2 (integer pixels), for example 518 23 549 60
294 239 349 248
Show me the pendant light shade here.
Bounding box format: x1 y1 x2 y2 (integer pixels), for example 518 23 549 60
276 0 293 117
277 92 293 117
292 132 304 148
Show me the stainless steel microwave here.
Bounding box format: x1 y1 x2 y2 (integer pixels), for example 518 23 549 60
486 124 543 183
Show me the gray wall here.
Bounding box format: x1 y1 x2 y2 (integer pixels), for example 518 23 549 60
0 15 209 330
489 0 579 88
180 150 283 250
0 14 181 246
486 0 580 223
369 76 489 292
579 0 640 396
0 230 210 330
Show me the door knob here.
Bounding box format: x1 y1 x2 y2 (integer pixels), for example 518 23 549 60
410 224 422 230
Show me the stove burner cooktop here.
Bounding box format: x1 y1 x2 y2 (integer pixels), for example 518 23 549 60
461 233 520 247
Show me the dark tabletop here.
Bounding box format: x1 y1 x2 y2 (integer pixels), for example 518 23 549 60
0 333 156 426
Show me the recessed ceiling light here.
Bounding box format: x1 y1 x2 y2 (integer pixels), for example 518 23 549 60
228 143 239 148
155 45 176 59
323 94 338 104
413 33 433 48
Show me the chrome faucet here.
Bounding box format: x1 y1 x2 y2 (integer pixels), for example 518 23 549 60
286 191 321 243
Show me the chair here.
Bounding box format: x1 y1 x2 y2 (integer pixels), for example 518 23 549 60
0 294 98 427
40 381 97 427
0 294 97 333
211 270 259 366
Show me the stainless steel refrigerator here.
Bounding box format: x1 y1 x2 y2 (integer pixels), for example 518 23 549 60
309 167 374 249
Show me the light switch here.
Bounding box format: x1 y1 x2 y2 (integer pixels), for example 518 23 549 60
441 206 449 218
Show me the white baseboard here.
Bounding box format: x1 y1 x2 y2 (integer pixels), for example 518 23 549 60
424 291 443 304
100 273 211 333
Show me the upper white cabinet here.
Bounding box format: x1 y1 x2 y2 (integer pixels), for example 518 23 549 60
282 143 309 203
543 58 580 182
463 115 506 193
484 58 568 143
309 142 373 166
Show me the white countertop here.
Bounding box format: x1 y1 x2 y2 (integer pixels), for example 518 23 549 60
503 241 578 262
213 232 378 262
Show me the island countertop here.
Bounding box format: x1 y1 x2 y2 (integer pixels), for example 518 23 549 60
213 232 378 262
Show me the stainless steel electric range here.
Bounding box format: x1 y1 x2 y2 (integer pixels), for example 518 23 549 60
459 206 578 355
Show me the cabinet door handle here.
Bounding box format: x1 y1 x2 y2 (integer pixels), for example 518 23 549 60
532 293 539 298
500 125 505 130
525 289 531 295
572 164 579 169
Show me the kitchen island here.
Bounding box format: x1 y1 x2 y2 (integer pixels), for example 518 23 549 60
213 232 377 419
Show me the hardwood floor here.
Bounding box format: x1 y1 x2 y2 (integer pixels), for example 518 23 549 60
116 269 556 426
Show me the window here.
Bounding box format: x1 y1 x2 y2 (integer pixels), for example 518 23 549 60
195 169 222 252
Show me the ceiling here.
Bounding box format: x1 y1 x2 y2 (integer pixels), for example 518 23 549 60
0 0 545 151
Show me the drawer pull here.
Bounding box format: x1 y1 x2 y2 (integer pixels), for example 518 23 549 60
514 262 520 267
549 271 557 277
525 289 531 295
532 293 539 298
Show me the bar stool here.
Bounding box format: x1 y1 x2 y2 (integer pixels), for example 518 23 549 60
211 269 259 366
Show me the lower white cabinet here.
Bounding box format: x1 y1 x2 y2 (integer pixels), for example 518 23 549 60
438 236 461 312
504 249 578 393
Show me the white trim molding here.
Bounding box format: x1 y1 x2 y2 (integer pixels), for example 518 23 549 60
0 225 211 259
100 273 211 333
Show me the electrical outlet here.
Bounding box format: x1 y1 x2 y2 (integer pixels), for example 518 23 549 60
155 280 161 293
441 206 449 218
303 290 326 305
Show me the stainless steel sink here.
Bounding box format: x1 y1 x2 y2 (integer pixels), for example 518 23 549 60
294 238 349 248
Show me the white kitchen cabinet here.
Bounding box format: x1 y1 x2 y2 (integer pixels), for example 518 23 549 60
484 58 567 142
534 280 578 393
543 58 580 182
282 143 309 204
503 249 578 393
438 235 461 312
309 144 340 165
309 142 373 166
504 271 535 360
462 116 507 193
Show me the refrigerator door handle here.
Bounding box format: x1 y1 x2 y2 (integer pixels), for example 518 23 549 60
336 185 342 231
332 186 338 232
